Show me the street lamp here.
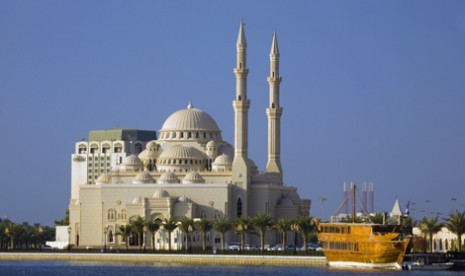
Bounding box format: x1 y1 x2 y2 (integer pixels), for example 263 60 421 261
319 196 327 220
103 226 108 253
67 226 71 252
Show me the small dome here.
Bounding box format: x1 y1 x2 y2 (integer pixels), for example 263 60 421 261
132 196 142 204
159 145 206 160
160 102 220 132
133 171 154 184
157 171 179 184
146 140 158 149
182 171 205 184
212 154 233 166
177 195 192 204
206 140 217 148
152 189 169 198
121 155 144 171
96 173 112 184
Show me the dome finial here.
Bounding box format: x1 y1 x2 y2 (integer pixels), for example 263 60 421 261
187 100 193 109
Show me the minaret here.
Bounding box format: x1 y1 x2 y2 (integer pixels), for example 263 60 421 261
232 21 251 214
265 31 283 180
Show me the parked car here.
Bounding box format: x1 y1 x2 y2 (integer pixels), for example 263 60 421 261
245 244 260 251
226 243 240 251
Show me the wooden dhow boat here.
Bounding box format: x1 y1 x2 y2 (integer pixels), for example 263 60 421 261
315 184 412 270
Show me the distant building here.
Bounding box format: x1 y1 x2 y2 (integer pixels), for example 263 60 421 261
68 23 310 249
413 227 464 253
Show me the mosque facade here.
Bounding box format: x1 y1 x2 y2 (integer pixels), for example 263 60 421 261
68 23 311 249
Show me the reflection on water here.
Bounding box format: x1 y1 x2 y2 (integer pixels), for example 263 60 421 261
0 261 461 276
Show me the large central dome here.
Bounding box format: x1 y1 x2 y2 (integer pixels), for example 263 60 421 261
161 102 220 131
159 102 222 141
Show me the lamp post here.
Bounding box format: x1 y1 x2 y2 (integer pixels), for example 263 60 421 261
319 196 327 220
67 226 71 252
103 226 108 253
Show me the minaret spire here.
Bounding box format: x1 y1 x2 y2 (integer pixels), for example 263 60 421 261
266 30 283 180
232 20 251 215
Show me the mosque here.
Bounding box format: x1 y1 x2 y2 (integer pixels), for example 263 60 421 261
68 22 311 249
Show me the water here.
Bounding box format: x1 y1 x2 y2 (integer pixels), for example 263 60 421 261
0 261 462 276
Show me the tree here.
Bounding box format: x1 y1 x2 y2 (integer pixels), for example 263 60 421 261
368 213 385 224
275 217 291 251
195 218 213 252
177 217 194 253
5 223 25 249
292 215 315 253
145 220 160 253
419 216 443 252
252 213 274 252
233 216 251 252
213 217 232 251
130 216 146 251
162 217 178 252
54 209 70 226
117 224 132 251
445 210 465 252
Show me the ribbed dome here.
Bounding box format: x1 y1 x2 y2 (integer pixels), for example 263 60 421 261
212 154 233 166
152 189 169 198
96 173 112 184
146 141 158 149
157 171 179 184
159 145 206 160
133 171 154 184
122 155 143 171
161 102 220 132
206 140 217 148
182 171 205 184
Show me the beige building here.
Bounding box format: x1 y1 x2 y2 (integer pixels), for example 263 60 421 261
68 22 310 250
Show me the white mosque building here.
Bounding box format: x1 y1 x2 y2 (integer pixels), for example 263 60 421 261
68 23 311 249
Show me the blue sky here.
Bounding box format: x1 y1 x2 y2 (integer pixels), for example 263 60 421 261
1 1 464 225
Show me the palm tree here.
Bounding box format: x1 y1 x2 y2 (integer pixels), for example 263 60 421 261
368 213 385 224
162 217 178 252
252 213 274 252
130 216 146 251
445 210 465 252
419 216 443 252
292 215 315 253
275 217 291 251
145 220 160 253
117 224 132 251
213 217 232 251
233 216 251 252
195 218 213 252
5 223 24 249
177 217 194 253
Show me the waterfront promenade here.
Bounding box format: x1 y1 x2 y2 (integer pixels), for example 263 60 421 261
0 252 327 266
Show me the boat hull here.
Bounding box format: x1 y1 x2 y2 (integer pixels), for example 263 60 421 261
316 222 411 270
329 261 401 270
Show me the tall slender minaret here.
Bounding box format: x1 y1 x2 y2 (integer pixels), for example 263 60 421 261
232 21 251 192
265 31 283 180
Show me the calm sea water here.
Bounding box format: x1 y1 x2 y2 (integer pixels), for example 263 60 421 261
0 260 462 276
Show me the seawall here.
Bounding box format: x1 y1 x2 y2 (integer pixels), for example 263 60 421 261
0 252 327 267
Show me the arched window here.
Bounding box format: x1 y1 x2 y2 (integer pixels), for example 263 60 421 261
237 198 242 217
272 102 275 108
120 209 127 220
108 209 116 221
108 230 114 243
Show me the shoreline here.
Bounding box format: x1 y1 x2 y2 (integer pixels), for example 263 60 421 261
0 252 327 267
